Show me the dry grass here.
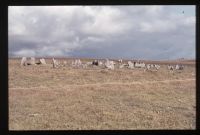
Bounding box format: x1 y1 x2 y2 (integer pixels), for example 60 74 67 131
9 58 196 130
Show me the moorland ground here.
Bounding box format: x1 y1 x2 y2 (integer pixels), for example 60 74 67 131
9 58 196 130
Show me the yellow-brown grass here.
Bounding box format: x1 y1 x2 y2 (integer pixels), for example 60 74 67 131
9 59 196 130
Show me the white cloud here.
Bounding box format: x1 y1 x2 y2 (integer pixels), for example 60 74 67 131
86 36 105 42
80 6 131 36
14 49 36 57
140 20 177 33
183 16 195 26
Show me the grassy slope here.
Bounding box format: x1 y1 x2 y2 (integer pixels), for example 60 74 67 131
9 59 196 130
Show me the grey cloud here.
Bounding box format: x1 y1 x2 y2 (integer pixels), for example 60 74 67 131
9 6 195 60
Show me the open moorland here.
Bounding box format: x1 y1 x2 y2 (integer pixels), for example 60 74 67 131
9 58 196 130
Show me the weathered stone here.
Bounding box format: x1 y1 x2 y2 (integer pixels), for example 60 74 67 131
20 57 27 66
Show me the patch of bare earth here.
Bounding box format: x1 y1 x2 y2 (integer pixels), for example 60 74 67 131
9 59 196 130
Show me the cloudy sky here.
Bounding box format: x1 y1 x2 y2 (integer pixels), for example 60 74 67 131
9 6 195 60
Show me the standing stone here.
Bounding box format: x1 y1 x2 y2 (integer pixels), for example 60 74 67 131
39 58 46 64
20 57 27 66
105 59 114 70
128 61 134 69
30 57 36 65
63 61 67 65
52 58 59 68
99 61 103 66
74 59 82 67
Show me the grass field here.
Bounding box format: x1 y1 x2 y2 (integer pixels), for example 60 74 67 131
9 58 196 130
